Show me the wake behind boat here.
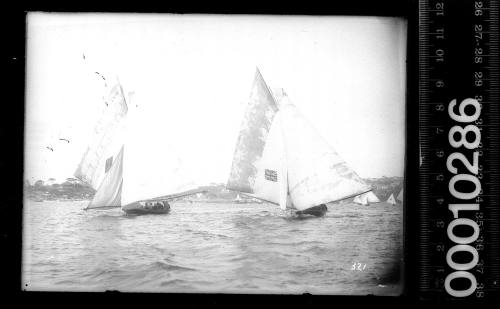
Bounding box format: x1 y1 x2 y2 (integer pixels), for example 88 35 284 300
74 75 203 215
226 68 372 218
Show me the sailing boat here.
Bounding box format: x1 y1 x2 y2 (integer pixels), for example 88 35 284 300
397 188 403 203
353 191 380 205
353 193 369 206
234 193 244 204
387 193 396 205
226 68 372 217
74 76 203 215
366 191 380 203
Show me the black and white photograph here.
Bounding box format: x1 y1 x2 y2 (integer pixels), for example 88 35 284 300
23 13 407 295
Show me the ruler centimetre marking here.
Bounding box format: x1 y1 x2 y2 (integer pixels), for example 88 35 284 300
418 0 499 299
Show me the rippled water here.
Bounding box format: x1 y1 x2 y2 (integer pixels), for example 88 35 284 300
22 200 403 295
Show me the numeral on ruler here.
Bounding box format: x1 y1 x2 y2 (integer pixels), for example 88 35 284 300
418 0 500 299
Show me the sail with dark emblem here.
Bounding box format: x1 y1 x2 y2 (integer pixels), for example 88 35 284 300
226 68 278 194
86 146 124 209
74 78 128 190
75 75 204 213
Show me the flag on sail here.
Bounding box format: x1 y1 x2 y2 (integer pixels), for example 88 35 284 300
227 69 371 211
244 109 292 207
226 68 279 194
86 146 124 209
387 193 396 205
104 156 113 173
74 79 128 190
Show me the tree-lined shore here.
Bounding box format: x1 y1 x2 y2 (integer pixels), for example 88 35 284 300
24 178 95 201
24 176 404 203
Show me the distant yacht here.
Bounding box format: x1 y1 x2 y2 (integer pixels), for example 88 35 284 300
234 193 245 204
226 68 372 217
353 193 368 206
387 193 396 205
353 191 380 206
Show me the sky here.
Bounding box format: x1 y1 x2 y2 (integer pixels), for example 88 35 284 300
25 13 407 185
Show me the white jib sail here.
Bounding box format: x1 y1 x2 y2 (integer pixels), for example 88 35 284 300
387 193 396 205
74 79 128 190
250 109 290 207
86 146 124 209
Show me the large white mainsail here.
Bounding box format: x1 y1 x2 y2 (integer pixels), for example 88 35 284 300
119 94 200 207
75 76 128 209
226 68 282 203
74 78 128 190
227 68 371 212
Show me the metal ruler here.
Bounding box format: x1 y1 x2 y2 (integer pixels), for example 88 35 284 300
418 0 499 299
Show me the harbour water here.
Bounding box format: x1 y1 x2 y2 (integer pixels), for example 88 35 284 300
22 200 403 295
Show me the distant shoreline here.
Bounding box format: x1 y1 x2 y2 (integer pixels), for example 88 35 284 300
24 176 403 204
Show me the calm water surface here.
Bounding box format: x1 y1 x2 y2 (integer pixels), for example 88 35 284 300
22 200 403 295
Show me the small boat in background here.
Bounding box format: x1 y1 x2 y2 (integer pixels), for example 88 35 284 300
234 193 245 204
353 193 369 206
353 191 380 206
387 193 396 205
